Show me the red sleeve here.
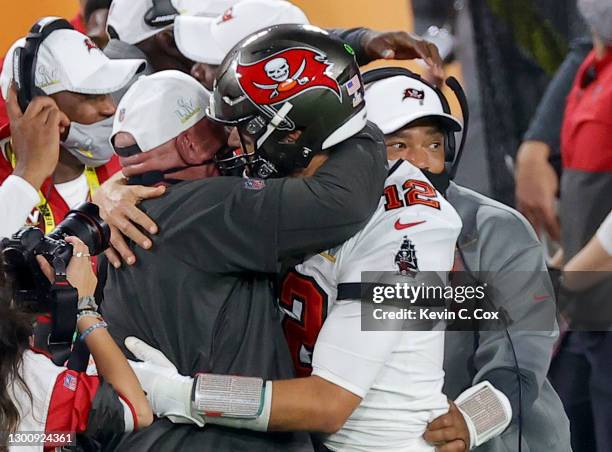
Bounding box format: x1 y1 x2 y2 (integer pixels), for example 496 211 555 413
69 14 87 34
45 370 100 435
96 154 122 183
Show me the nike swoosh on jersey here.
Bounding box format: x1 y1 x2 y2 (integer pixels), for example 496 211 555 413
394 219 427 230
533 294 551 302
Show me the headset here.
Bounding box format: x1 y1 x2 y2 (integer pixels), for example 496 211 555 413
144 0 180 27
12 17 74 113
362 67 469 179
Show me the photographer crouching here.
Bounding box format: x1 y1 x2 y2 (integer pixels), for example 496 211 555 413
0 226 152 451
0 87 151 452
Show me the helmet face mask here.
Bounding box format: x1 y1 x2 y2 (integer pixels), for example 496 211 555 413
209 24 367 178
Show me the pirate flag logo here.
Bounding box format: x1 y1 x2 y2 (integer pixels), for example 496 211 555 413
403 88 425 105
394 236 419 276
236 47 341 106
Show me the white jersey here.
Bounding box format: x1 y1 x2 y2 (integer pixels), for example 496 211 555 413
281 161 462 451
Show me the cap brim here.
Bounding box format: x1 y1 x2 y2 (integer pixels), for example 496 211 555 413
379 112 462 135
175 16 225 65
70 58 146 95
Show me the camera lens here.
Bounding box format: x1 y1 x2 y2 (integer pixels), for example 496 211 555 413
47 202 110 256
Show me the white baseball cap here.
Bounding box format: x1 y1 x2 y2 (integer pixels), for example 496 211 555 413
0 26 145 100
365 75 462 135
0 38 25 100
107 0 240 45
174 0 309 65
112 70 210 151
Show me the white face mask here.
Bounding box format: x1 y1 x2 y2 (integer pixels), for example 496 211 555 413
63 116 115 168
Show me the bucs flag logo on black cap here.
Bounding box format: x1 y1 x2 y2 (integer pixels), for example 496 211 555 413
237 47 341 105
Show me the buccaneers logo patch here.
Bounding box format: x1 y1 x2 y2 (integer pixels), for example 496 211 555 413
403 88 425 105
394 236 419 276
236 47 341 105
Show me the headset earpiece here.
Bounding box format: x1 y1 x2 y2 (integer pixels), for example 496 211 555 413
15 18 73 112
144 0 179 27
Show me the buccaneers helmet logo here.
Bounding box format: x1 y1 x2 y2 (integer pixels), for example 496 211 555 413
236 47 341 105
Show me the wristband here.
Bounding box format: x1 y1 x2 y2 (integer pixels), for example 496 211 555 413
80 321 108 341
455 381 512 448
199 381 272 432
78 295 99 311
77 310 103 321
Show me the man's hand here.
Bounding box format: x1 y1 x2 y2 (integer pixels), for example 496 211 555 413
6 83 70 190
361 30 445 85
423 401 470 452
515 141 560 241
92 172 165 267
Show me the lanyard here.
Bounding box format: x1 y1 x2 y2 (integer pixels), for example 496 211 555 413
6 141 101 233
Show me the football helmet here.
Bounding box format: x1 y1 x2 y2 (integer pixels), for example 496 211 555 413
208 24 367 178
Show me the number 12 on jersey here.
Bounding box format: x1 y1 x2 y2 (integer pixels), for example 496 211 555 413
384 179 441 211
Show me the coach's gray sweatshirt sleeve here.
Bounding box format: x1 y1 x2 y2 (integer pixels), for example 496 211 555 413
164 123 386 274
328 28 372 66
470 210 558 421
276 123 387 260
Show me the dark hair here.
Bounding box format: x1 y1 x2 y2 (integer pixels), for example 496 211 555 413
84 0 112 22
0 257 34 451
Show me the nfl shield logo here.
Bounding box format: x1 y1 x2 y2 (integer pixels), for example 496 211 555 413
244 178 266 190
63 373 77 392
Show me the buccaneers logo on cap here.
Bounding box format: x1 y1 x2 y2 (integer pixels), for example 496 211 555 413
403 88 425 105
236 47 341 106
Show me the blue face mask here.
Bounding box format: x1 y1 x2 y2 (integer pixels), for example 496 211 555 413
63 117 115 168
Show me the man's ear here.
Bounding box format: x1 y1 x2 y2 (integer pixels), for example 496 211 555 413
176 129 203 165
154 29 182 58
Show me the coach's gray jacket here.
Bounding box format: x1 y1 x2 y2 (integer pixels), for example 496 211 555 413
444 182 572 452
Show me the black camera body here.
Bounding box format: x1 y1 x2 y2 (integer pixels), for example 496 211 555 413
2 226 72 311
1 202 110 312
1 202 110 365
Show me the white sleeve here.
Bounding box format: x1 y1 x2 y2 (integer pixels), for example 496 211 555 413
0 175 39 238
596 210 612 256
311 298 403 398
